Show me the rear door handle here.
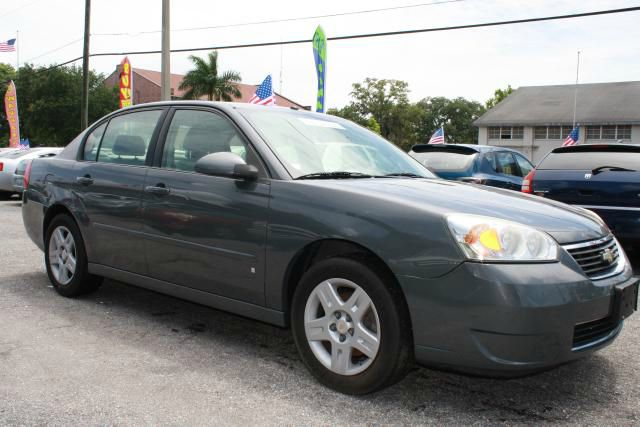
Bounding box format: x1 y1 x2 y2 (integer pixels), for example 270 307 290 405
144 184 170 196
76 176 94 186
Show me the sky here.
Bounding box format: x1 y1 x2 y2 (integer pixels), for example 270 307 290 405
1 0 640 109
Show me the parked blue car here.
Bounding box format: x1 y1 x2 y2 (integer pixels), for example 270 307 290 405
409 144 534 191
523 144 640 255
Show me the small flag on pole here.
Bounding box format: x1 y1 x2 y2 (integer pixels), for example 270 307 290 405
428 127 445 144
248 75 276 106
19 138 30 150
562 126 579 146
0 38 16 52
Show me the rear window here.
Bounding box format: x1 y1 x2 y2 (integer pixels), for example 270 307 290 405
538 151 640 170
410 151 476 172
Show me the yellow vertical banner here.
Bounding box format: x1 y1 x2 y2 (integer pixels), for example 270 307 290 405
119 56 133 108
4 80 20 148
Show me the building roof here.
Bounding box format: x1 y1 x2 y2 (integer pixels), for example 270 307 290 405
132 67 306 109
474 81 640 127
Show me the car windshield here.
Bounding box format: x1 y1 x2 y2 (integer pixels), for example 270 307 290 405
239 108 434 179
410 151 476 172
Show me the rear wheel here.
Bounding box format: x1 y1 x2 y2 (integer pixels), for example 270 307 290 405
0 191 14 200
291 257 413 394
45 214 102 297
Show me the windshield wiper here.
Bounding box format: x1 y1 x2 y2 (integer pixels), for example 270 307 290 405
382 172 424 178
295 171 373 180
592 165 637 175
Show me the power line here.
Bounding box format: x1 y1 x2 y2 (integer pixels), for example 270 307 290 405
92 0 467 37
23 37 83 63
21 6 640 77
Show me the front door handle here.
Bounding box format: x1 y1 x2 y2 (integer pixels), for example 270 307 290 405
144 184 170 196
76 175 94 186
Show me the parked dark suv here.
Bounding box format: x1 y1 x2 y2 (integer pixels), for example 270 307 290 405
409 144 534 190
22 102 637 394
523 144 640 256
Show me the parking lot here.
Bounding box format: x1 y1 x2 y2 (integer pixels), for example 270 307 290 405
0 199 638 425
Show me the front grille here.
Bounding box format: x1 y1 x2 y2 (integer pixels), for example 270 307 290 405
573 316 620 349
563 235 620 280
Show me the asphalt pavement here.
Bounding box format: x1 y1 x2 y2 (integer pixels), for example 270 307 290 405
0 199 638 425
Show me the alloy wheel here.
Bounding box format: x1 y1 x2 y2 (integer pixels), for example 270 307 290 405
303 278 381 376
48 225 77 285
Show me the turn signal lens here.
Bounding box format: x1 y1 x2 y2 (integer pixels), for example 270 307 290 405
447 214 558 262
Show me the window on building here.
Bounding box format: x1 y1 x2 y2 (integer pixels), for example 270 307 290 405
585 125 632 141
547 126 561 139
512 127 524 139
488 126 523 140
602 125 616 139
534 127 547 139
488 127 501 139
586 126 601 139
617 125 632 139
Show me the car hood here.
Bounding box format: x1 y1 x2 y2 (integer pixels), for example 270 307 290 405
298 178 609 244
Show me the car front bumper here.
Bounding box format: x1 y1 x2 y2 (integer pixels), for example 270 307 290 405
400 252 637 376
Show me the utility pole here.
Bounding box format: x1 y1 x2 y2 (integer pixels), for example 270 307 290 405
161 0 171 101
81 0 91 130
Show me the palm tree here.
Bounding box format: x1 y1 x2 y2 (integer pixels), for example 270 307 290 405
178 51 242 101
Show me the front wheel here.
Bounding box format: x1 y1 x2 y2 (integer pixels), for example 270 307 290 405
45 214 102 297
291 257 413 394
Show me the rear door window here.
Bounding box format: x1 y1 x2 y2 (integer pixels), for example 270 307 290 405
96 110 163 166
495 152 521 176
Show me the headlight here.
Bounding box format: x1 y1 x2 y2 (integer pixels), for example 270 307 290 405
447 214 558 262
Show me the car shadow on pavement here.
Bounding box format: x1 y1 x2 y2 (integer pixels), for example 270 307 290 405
5 271 628 424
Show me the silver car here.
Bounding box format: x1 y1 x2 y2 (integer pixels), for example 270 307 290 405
0 148 62 199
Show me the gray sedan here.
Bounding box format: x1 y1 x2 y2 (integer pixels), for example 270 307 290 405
21 102 638 394
0 147 62 198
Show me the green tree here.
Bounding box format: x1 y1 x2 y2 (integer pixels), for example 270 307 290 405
335 78 419 149
415 97 485 145
12 64 118 147
485 85 513 109
179 51 242 101
327 105 381 134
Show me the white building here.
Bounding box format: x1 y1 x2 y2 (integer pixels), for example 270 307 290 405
474 81 640 164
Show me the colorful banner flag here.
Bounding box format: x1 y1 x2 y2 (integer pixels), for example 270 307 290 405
4 80 20 148
119 56 133 108
312 26 327 113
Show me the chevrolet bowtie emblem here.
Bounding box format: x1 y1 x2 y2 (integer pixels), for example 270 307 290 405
602 248 614 264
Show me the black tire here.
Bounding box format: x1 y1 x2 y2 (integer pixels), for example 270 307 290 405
0 191 14 200
291 257 414 394
44 214 102 297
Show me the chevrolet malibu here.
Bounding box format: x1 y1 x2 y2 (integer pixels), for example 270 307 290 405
22 102 638 394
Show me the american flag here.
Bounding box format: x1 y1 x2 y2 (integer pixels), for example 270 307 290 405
0 38 16 52
562 126 579 146
19 139 30 150
248 75 276 106
428 127 445 144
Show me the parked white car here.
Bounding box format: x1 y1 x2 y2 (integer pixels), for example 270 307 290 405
0 148 63 199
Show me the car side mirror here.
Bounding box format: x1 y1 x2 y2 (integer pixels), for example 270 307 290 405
194 152 259 181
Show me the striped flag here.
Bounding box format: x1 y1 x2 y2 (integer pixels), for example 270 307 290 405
562 126 579 146
428 127 445 144
0 38 16 52
248 75 276 106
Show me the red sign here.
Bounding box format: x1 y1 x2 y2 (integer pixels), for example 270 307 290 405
119 57 133 108
4 81 20 148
